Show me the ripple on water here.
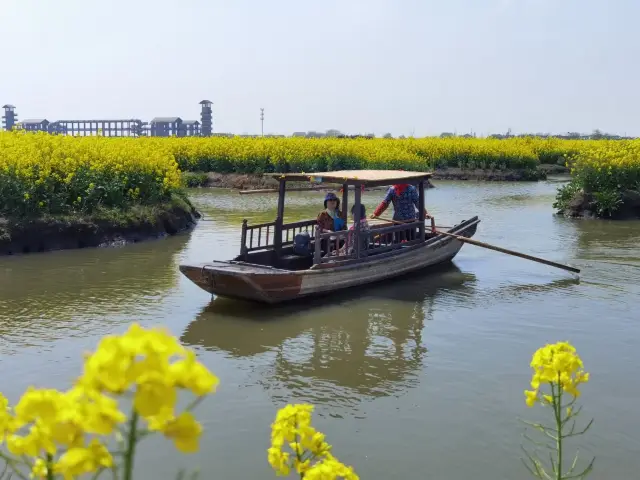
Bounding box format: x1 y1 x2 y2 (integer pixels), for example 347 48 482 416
2 183 640 480
0 236 187 354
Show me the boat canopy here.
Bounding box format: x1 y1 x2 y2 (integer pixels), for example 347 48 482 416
232 169 433 269
267 169 432 187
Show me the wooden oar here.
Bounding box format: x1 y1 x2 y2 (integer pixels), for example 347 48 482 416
238 185 368 195
373 216 451 230
374 216 580 274
435 230 581 274
238 187 321 195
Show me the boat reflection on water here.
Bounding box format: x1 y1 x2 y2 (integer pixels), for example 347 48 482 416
181 263 478 410
180 261 583 412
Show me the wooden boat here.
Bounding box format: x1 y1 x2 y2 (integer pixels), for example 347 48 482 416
180 170 479 304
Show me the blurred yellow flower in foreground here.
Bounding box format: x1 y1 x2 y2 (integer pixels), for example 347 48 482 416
268 404 358 479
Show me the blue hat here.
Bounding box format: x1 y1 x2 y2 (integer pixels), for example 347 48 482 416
324 192 340 208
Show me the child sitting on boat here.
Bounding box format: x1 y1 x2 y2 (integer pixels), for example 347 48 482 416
316 192 345 233
332 204 371 258
317 192 346 255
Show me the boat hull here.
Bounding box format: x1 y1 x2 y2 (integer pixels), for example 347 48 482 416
180 216 479 304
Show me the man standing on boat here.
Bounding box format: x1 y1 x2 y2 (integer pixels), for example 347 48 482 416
370 182 431 243
370 183 431 222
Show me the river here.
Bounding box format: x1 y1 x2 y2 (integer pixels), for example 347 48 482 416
1 180 639 479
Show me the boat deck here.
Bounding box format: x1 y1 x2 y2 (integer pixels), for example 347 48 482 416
180 217 480 303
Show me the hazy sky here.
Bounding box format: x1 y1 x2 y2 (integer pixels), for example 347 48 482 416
2 0 638 136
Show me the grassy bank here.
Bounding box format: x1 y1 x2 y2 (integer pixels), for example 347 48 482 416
0 132 197 255
0 192 199 255
554 139 640 218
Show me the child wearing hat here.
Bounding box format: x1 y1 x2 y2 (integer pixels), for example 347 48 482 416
316 192 346 233
316 192 346 254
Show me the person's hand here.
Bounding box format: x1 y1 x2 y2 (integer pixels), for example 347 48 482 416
424 213 432 220
369 214 377 219
331 250 338 256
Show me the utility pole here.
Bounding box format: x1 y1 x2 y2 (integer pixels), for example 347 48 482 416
260 108 264 137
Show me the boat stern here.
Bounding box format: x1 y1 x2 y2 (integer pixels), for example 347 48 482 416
179 262 304 304
179 264 216 294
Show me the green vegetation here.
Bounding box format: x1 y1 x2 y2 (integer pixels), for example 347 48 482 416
0 193 198 255
181 172 209 188
553 140 640 218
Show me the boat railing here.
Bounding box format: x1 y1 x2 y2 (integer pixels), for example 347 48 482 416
241 220 277 253
241 219 318 254
282 219 317 245
313 229 351 264
367 220 424 255
313 220 424 265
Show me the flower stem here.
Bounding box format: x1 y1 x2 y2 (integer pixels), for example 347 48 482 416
123 409 139 480
294 415 304 480
553 381 563 480
46 454 54 480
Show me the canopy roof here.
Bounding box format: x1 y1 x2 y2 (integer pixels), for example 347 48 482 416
268 169 432 186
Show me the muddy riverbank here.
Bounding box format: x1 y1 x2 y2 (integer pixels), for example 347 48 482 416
0 194 200 256
556 189 640 220
185 166 556 191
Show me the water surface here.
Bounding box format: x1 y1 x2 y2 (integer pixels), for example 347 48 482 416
1 180 639 479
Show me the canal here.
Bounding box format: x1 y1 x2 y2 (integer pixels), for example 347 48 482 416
1 180 639 479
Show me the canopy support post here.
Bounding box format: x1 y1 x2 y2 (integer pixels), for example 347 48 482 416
274 179 286 256
354 183 362 259
341 183 348 221
240 219 248 260
418 180 426 241
313 226 321 265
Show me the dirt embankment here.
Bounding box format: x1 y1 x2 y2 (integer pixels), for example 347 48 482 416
195 173 434 191
431 167 549 181
538 164 570 175
0 195 200 256
558 190 640 220
190 167 548 191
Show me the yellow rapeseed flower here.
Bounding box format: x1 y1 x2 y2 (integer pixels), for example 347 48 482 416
7 424 56 457
524 341 589 407
13 388 65 426
77 323 217 425
0 131 182 217
133 370 177 418
0 323 219 480
267 446 291 476
65 386 126 435
304 454 360 480
30 458 48 479
149 412 203 453
7 385 125 458
53 438 113 478
169 350 219 396
268 404 358 479
0 393 15 442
